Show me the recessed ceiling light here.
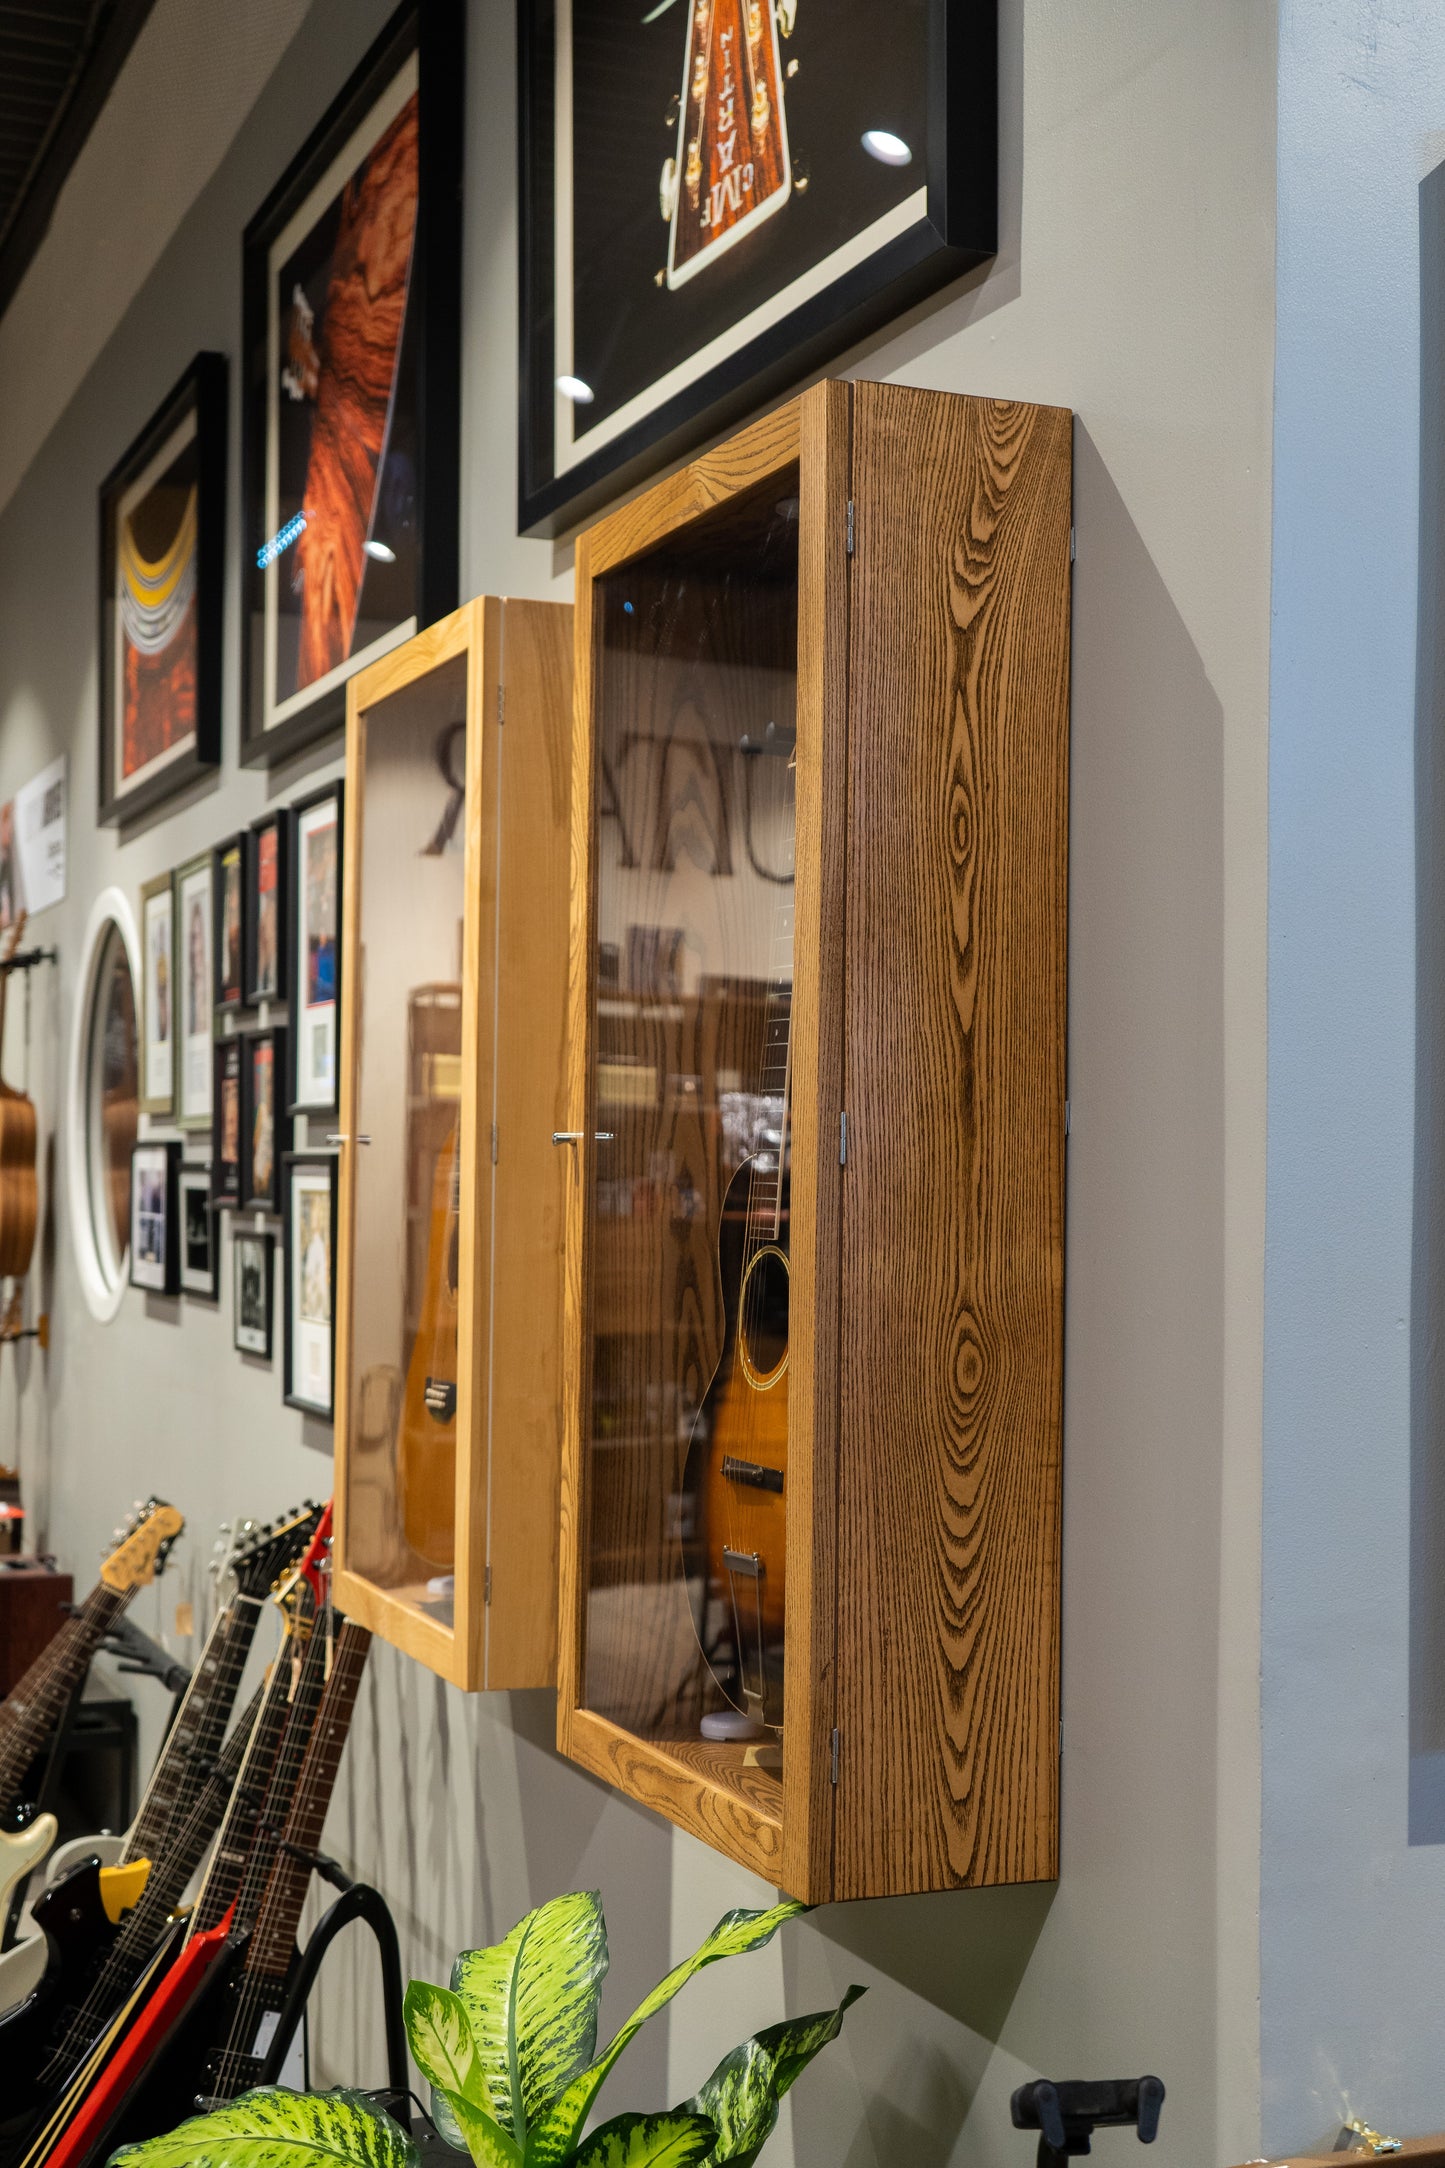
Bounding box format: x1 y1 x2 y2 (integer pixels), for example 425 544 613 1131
363 539 397 563
861 128 912 167
556 374 596 404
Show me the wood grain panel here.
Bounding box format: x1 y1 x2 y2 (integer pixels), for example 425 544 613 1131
484 598 572 1688
1228 2146 1445 2167
584 401 801 581
833 383 1071 1895
567 1708 784 1881
780 377 850 1903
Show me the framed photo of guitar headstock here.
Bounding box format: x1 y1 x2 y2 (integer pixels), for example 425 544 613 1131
283 1152 337 1420
238 0 464 770
129 1139 180 1296
288 781 343 1114
518 0 997 535
97 353 225 825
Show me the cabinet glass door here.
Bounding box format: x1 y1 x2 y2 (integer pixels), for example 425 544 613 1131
347 649 468 1629
584 477 799 1792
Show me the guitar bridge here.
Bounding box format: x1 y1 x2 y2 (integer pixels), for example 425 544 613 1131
721 1456 783 1494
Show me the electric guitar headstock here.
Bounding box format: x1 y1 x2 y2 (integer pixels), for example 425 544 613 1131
98 1497 186 1592
230 1502 326 1602
273 1500 333 1623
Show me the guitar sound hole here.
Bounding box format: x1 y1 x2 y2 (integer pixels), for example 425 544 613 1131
739 1245 789 1388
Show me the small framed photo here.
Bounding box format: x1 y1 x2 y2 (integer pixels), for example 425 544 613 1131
178 1166 218 1299
233 1226 275 1359
129 1140 180 1295
174 852 214 1129
288 781 343 1113
241 1027 287 1211
283 1152 337 1420
214 835 246 1013
239 0 463 768
212 1036 243 1205
139 871 176 1115
98 352 225 824
246 812 289 1005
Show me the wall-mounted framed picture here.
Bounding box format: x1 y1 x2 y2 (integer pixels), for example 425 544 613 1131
245 811 289 1005
139 871 176 1116
241 1026 286 1212
282 1151 336 1420
288 780 343 1114
178 1164 218 1299
214 835 246 1013
98 353 226 824
233 1225 275 1358
129 1139 180 1295
174 851 214 1130
212 1035 243 1205
518 0 997 536
239 0 463 769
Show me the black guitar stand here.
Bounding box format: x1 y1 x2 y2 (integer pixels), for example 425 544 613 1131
1012 2077 1165 2164
101 1615 192 1738
256 1850 409 2120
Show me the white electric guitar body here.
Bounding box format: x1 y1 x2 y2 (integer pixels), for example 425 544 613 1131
0 1815 56 1929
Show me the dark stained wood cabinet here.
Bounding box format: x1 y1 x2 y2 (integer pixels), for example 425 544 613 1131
558 380 1072 1899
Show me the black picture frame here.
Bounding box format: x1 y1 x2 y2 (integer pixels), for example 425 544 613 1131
239 0 463 769
214 835 247 1013
282 1151 338 1421
233 1227 276 1359
240 1025 287 1212
245 811 290 1005
98 352 226 824
212 1035 243 1206
178 1165 219 1300
287 779 344 1115
517 0 997 537
128 1139 181 1295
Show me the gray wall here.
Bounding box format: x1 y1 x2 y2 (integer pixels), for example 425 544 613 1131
1263 0 1445 2151
0 1 1276 2161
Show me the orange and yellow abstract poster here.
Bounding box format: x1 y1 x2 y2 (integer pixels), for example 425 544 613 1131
116 419 199 787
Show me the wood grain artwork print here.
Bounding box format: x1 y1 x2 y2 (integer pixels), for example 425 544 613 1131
265 60 421 731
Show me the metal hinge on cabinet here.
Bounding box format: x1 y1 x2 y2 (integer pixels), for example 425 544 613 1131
830 1728 840 1785
497 684 505 724
846 500 855 556
491 1122 499 1164
484 1564 493 1605
839 1112 848 1165
1070 525 1077 563
1064 1100 1071 1137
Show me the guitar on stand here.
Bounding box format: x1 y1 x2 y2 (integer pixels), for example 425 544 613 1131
682 731 795 1750
0 1502 185 1929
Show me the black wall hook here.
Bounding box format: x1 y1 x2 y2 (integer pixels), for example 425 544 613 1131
1012 2076 1165 2165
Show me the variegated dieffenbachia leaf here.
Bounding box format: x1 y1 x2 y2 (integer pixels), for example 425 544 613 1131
108 2087 418 2168
684 1987 866 2165
571 2113 717 2166
430 2088 469 2153
405 1981 490 2112
440 2091 526 2168
522 1902 807 2165
450 1891 608 2142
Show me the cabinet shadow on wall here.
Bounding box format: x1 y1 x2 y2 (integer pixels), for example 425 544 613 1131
1410 160 1445 1841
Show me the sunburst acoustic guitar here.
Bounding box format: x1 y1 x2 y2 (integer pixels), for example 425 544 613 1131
0 913 38 1285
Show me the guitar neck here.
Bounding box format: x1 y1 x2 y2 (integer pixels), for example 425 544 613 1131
125 1593 264 1863
189 1600 327 1940
0 1582 130 1813
742 919 794 1253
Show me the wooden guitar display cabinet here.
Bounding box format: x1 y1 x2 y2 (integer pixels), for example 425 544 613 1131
558 380 1073 1900
333 598 571 1690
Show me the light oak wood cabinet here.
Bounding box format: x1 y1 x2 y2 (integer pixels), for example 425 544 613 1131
557 381 1071 1899
333 598 571 1689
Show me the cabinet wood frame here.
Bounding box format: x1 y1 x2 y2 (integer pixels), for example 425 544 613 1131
559 380 1072 1900
333 597 571 1690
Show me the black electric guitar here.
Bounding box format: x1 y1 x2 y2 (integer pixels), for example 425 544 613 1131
0 1511 330 2168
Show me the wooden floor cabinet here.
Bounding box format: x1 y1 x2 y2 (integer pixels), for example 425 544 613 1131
558 381 1072 1899
333 598 571 1690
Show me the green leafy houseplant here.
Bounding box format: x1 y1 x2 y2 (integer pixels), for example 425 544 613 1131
112 1892 863 2168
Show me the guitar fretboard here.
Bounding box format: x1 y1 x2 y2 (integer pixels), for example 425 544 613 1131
0 1583 129 1813
125 1592 264 1864
742 901 793 1253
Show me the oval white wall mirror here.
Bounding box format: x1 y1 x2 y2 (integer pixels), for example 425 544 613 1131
67 886 140 1322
